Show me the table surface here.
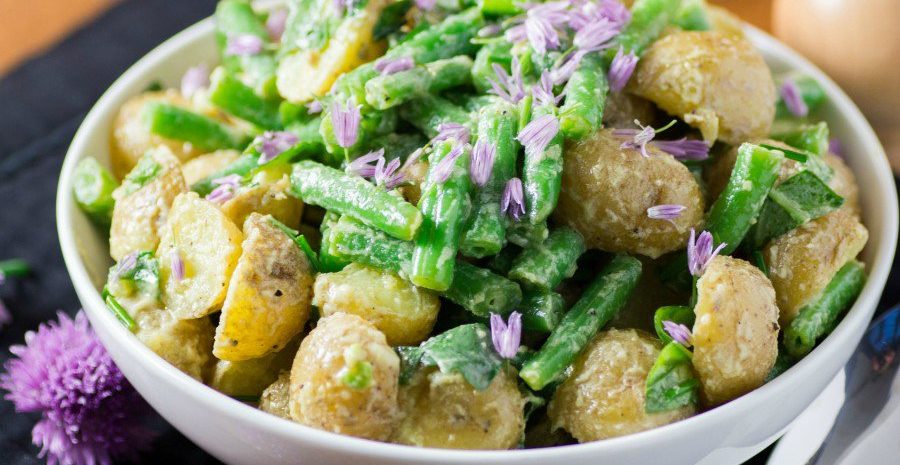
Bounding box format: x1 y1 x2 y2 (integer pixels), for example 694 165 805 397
0 1 896 465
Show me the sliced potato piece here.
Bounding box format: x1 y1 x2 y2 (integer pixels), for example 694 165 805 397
181 149 241 186
219 176 303 229
109 146 187 261
159 192 244 319
259 371 293 420
209 338 300 397
314 263 439 346
214 213 314 361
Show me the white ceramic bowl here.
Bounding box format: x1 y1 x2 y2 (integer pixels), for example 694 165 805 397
56 16 898 465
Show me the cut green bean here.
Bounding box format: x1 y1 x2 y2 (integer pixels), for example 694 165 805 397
645 342 700 413
522 104 564 223
520 255 642 390
399 95 471 137
479 0 521 16
520 290 566 333
411 141 473 291
507 220 549 248
73 157 119 229
508 227 586 291
290 160 422 241
486 244 521 275
191 153 258 196
319 107 398 156
318 212 350 273
770 122 830 156
609 0 682 58
143 103 245 151
471 42 512 93
559 54 608 139
208 68 282 129
673 0 711 31
102 286 137 332
460 101 518 258
365 56 474 110
215 0 277 97
442 261 523 318
784 260 866 357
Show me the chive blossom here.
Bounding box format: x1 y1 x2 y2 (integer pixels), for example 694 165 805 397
652 138 710 161
501 177 525 221
780 78 809 118
687 229 726 277
469 139 497 188
647 204 686 224
225 34 264 56
170 251 185 282
663 320 693 348
608 47 638 92
330 99 362 149
490 311 522 359
180 64 210 98
374 56 415 75
432 144 465 184
266 8 288 42
257 131 299 164
517 113 560 155
487 57 526 104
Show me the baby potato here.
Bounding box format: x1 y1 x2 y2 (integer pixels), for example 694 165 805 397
692 256 779 406
392 367 525 450
259 371 292 420
603 91 658 130
214 213 315 361
763 207 868 327
630 31 776 144
289 312 400 440
109 146 187 261
553 129 705 258
208 338 300 397
276 0 389 103
219 176 303 230
548 329 694 442
159 192 244 320
824 152 860 214
111 90 204 178
314 263 439 346
181 149 241 186
707 5 746 40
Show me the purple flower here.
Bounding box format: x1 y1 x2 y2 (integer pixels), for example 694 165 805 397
687 229 727 277
415 0 436 11
256 131 300 164
525 16 561 55
614 119 659 157
0 273 9 329
487 57 526 104
490 311 522 359
114 252 139 280
598 0 632 28
573 18 619 51
374 56 415 75
829 137 843 157
206 174 242 204
780 78 809 118
225 34 264 56
550 49 588 85
478 24 502 38
532 70 564 107
374 156 406 190
180 64 210 98
170 251 185 282
663 320 693 348
306 100 323 114
501 177 525 221
469 140 497 187
434 122 471 145
570 0 631 31
647 204 686 225
330 99 362 149
432 144 466 184
505 23 528 43
266 8 289 41
0 311 154 465
608 47 638 92
518 113 560 155
652 138 710 161
347 148 385 178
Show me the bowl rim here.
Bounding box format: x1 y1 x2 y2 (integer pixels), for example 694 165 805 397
56 15 899 462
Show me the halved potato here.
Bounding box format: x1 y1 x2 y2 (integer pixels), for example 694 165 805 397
219 176 303 229
209 338 300 397
181 149 241 186
259 371 292 420
159 192 244 319
214 213 314 361
109 146 187 261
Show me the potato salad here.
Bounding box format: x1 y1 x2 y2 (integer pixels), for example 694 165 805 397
72 0 869 449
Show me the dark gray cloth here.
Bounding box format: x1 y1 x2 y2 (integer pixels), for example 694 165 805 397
0 0 896 463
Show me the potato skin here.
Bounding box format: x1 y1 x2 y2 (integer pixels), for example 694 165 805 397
208 339 300 397
554 129 705 258
219 176 303 230
214 213 314 361
692 256 779 406
824 152 860 214
181 149 241 186
314 263 440 346
763 207 868 327
289 312 400 440
259 371 292 420
548 329 694 442
109 146 187 261
602 91 658 130
630 31 775 144
392 367 525 450
158 192 244 320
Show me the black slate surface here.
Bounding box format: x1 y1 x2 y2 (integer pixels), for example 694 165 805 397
0 0 897 464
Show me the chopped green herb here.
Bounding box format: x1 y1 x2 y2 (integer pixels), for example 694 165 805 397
645 342 699 413
101 286 137 332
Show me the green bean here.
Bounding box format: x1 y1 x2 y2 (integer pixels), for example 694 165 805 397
102 286 137 332
765 347 795 382
318 212 350 273
770 122 830 156
522 104 564 223
609 0 682 58
73 157 119 229
471 42 512 93
373 0 412 40
479 0 521 16
142 103 245 151
460 101 519 258
644 342 699 413
208 69 281 129
215 0 277 97
507 220 548 248
520 290 566 333
290 160 423 241
508 227 586 291
559 54 608 139
411 141 473 291
776 75 827 119
191 154 258 196
486 244 522 275
442 260 523 318
365 56 474 110
0 259 30 278
368 133 429 163
784 260 866 357
519 255 642 390
673 0 711 31
399 95 470 137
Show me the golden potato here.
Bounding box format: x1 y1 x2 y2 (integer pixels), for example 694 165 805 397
209 339 300 397
763 207 868 327
181 149 241 186
276 0 388 103
399 159 429 206
214 213 315 361
159 192 244 319
824 152 860 214
548 329 694 442
219 176 303 230
392 367 525 449
289 313 400 440
630 31 776 144
707 5 746 39
314 263 439 346
603 91 658 130
259 371 292 420
111 90 204 178
553 129 705 258
693 256 779 406
109 146 187 261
